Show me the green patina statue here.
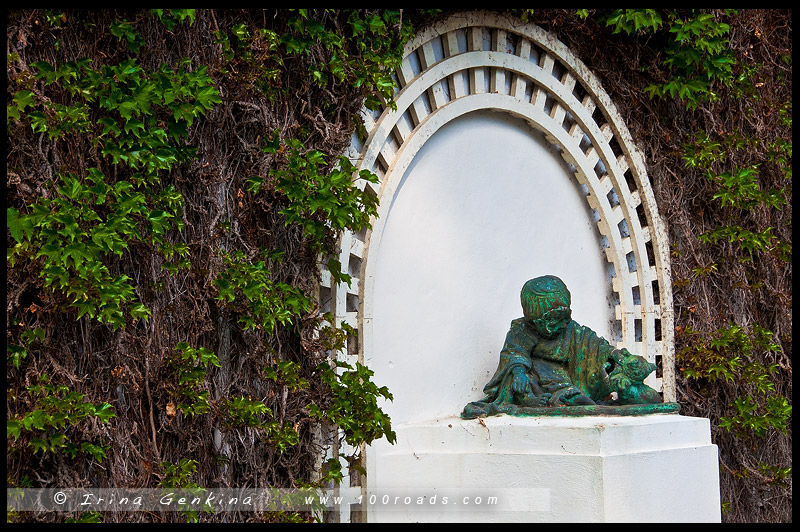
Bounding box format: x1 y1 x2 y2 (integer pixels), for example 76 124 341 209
461 275 679 418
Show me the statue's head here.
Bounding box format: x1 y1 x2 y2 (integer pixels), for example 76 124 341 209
521 275 572 338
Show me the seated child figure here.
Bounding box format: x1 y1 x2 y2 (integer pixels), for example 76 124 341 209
462 275 662 418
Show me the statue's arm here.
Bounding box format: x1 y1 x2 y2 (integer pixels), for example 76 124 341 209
498 319 536 369
479 319 536 397
575 320 621 364
496 319 540 395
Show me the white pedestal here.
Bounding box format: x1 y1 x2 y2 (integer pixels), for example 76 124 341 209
366 414 720 522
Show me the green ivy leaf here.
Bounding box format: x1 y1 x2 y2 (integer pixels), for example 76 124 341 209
129 303 152 322
13 90 36 112
262 129 281 154
93 403 117 423
30 437 50 454
7 208 29 243
6 420 22 441
195 86 222 110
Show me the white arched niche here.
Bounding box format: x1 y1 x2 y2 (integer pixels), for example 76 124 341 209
319 12 676 519
370 108 613 424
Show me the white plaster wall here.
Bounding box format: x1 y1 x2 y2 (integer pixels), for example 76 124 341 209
370 109 613 425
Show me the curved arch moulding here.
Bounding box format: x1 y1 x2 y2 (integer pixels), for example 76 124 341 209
320 12 675 427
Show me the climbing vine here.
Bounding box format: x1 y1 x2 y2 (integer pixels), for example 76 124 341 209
7 54 219 327
7 8 419 523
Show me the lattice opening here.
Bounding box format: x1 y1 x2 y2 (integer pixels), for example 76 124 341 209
348 253 362 280
611 318 623 345
382 135 400 165
608 134 624 159
551 59 567 83
319 286 332 314
606 188 620 208
618 218 630 239
438 78 452 102
480 27 492 51
450 69 470 100
397 109 416 136
562 110 577 133
346 327 359 356
429 35 446 64
367 101 382 120
408 48 423 77
591 106 608 130
390 124 405 148
528 40 543 65
572 80 588 103
451 28 469 54
543 93 556 116
594 159 608 179
346 292 359 313
502 70 514 95
624 168 637 192
468 66 491 94
362 174 379 199
636 202 648 229
504 31 519 55
415 91 433 118
626 251 637 273
579 133 592 153
374 155 388 177
354 225 368 243
523 78 534 101
652 279 661 305
645 240 656 267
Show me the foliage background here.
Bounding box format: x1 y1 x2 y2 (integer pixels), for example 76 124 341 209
6 8 791 523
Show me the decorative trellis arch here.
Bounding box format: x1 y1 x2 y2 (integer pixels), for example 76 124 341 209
320 11 675 499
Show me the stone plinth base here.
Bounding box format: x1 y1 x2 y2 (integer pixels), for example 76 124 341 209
366 414 720 522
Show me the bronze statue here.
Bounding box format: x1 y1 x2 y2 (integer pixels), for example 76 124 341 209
461 275 679 418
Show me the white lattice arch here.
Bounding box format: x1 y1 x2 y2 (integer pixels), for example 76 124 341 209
320 11 675 507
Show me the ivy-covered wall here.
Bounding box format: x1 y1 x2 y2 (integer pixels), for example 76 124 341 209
6 9 420 523
6 9 791 523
